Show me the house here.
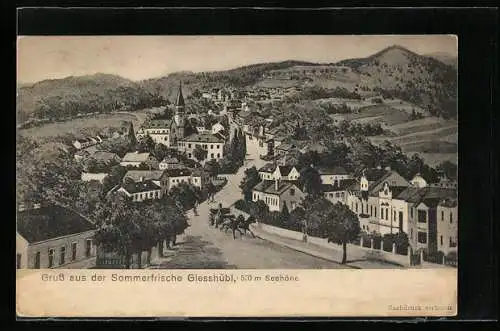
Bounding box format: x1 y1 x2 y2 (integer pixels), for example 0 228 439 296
405 187 457 255
274 165 300 181
430 175 457 189
178 133 225 163
117 179 163 202
211 122 225 135
74 150 91 162
317 166 352 186
258 163 277 181
436 197 458 255
136 119 178 147
410 173 428 188
162 168 194 192
72 138 97 150
159 157 183 170
322 178 357 205
16 204 97 269
120 152 159 169
252 179 305 212
81 172 109 183
88 151 121 165
123 170 166 192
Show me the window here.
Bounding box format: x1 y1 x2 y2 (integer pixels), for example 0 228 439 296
417 231 427 244
355 203 358 213
16 254 22 269
71 242 77 261
188 153 192 158
60 246 66 265
449 212 453 224
370 205 373 216
291 201 296 210
449 237 457 248
34 252 40 269
375 207 377 218
440 236 443 246
329 193 333 198
410 229 413 240
417 210 427 223
85 239 92 258
410 207 414 218
290 189 295 196
217 145 220 149
48 249 55 268
217 153 220 158
188 144 192 148
210 153 214 158
211 145 214 149
441 211 444 221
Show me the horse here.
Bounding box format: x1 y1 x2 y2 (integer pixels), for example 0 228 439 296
220 215 244 240
236 215 256 238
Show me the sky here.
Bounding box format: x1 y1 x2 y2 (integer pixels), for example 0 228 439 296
17 35 457 84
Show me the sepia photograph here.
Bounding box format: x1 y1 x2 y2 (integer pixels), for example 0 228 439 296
16 34 458 317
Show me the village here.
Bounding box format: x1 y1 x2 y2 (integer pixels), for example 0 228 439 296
16 78 457 270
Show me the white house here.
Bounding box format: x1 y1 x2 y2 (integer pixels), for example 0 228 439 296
159 157 183 170
120 152 159 169
273 165 300 181
163 168 193 192
436 197 458 255
258 163 277 181
81 172 109 183
72 138 97 150
178 133 225 163
117 179 163 202
123 170 166 193
252 180 305 212
410 173 428 188
317 166 352 186
136 119 178 147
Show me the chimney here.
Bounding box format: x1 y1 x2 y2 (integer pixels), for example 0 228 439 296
275 178 279 191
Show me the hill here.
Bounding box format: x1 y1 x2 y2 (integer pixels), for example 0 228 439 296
336 45 457 119
424 52 458 69
17 73 164 124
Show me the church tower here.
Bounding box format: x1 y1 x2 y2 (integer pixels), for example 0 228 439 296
174 81 186 140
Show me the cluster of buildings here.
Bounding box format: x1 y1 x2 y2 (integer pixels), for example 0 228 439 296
250 160 458 257
262 65 352 80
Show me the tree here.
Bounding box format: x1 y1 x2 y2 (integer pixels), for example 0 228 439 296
249 200 269 223
137 135 155 153
127 122 137 146
193 145 208 162
323 203 361 264
204 159 220 179
239 166 260 201
279 203 290 227
298 166 323 197
436 160 457 180
153 143 169 162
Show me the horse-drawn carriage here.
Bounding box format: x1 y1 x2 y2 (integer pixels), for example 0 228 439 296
209 205 256 239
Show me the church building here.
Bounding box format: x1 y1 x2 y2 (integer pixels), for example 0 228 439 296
136 82 187 147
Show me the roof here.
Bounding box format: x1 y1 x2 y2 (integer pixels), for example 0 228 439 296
175 82 185 107
182 133 225 144
91 151 120 162
259 163 276 173
17 205 96 243
277 165 295 176
395 187 421 200
405 187 457 205
252 180 300 196
124 170 165 182
160 157 180 164
317 166 349 176
439 197 458 208
122 152 151 163
142 119 174 129
121 180 162 194
363 168 389 182
163 168 192 178
322 178 357 192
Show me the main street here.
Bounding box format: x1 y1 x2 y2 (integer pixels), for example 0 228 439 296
152 147 350 269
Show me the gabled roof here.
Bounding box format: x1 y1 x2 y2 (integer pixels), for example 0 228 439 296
406 187 457 205
363 168 389 182
17 205 96 243
277 165 295 176
322 178 358 192
163 168 192 178
317 166 349 176
121 180 162 194
122 152 152 163
124 170 165 182
91 151 120 162
160 157 180 164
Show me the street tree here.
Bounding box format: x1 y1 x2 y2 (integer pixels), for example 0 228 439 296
298 165 323 197
323 202 361 264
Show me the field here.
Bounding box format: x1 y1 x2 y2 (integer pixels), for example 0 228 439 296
18 111 150 139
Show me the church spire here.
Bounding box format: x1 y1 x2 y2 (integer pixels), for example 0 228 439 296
175 81 185 108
